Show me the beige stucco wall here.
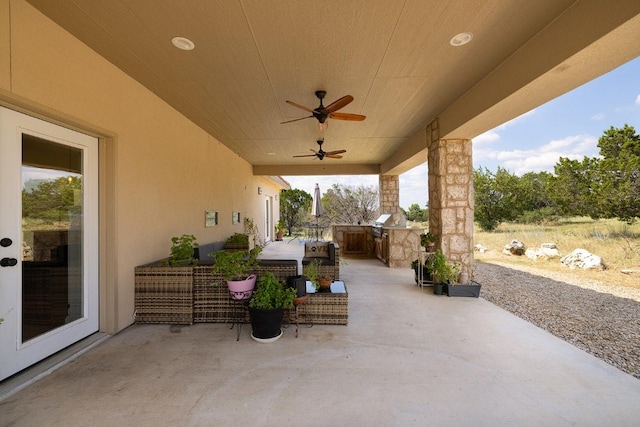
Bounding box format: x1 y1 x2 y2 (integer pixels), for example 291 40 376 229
0 0 281 332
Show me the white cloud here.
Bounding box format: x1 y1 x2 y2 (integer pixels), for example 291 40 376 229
399 164 428 208
492 134 598 175
472 130 500 147
636 93 640 106
591 112 606 121
472 131 501 162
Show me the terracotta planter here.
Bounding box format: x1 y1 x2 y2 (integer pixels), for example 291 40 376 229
318 278 332 289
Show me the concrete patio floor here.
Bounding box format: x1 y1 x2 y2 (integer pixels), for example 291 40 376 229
1 239 640 426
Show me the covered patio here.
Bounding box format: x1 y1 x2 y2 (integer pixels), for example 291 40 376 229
2 241 639 426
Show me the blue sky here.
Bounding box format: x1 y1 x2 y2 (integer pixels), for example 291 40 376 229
284 56 640 210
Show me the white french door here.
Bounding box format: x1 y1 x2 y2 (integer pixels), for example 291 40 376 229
264 197 272 242
0 107 99 381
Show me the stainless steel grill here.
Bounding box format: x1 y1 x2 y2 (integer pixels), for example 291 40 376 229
372 213 407 237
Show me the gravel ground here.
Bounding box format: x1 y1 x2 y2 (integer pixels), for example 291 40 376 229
474 261 640 379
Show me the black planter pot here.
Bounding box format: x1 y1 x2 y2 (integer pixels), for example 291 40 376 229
249 307 284 340
446 282 481 298
433 282 446 295
286 275 307 298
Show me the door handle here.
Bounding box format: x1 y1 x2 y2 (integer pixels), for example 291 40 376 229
0 258 17 267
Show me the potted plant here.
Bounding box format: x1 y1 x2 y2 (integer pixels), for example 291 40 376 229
163 234 199 266
302 258 321 292
428 250 459 295
447 262 481 298
275 219 285 241
211 246 263 296
224 233 250 251
248 271 296 342
420 232 438 252
317 274 333 290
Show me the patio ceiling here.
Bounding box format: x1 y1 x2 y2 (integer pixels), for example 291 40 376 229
26 0 640 176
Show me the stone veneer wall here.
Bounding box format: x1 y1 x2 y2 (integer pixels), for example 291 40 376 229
428 119 474 278
379 175 400 214
386 228 424 268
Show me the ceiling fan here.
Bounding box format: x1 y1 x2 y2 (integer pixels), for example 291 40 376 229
293 139 346 160
281 90 366 126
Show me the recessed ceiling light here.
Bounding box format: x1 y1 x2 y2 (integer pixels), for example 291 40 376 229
450 32 473 47
172 36 195 51
268 152 276 156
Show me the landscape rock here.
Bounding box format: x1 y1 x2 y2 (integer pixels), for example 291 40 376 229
474 244 489 253
560 248 605 270
503 239 525 256
526 243 561 260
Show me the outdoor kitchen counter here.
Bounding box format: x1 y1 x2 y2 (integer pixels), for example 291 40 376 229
331 224 425 268
381 226 425 268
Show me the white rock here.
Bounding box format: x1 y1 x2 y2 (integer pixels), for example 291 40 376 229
560 248 605 270
503 239 525 256
526 244 561 260
474 244 488 253
525 248 543 260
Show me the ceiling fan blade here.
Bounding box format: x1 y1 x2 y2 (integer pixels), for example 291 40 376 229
324 154 343 159
285 100 315 113
325 95 354 113
325 149 346 156
280 115 313 124
293 149 319 158
329 112 366 121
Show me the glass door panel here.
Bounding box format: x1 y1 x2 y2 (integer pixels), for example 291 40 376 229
22 135 84 342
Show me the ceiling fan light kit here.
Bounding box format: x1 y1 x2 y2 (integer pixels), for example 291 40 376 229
281 90 366 125
292 139 346 161
283 90 365 160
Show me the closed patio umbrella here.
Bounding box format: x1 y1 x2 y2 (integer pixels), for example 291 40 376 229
311 183 323 241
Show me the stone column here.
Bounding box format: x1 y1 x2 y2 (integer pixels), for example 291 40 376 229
379 174 400 214
428 124 474 279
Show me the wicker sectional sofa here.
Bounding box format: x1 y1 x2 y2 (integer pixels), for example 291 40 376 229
134 246 347 326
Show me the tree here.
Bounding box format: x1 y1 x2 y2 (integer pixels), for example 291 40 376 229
279 188 312 235
596 125 640 223
322 184 379 225
473 167 519 231
549 156 600 218
22 176 82 223
402 203 429 222
550 124 640 223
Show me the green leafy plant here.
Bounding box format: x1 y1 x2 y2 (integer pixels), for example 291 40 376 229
165 234 198 266
420 232 438 249
226 233 249 245
427 250 460 284
275 219 286 235
302 258 322 291
249 271 296 310
211 246 262 280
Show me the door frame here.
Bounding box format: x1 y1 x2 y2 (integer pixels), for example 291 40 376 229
0 97 116 336
0 106 109 382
